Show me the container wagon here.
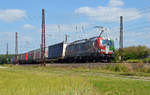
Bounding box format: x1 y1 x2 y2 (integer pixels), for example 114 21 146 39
48 42 67 62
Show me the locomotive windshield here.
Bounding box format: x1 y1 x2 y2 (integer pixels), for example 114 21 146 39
101 40 114 47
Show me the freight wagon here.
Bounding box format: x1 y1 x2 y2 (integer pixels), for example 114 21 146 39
17 48 48 64
12 35 114 64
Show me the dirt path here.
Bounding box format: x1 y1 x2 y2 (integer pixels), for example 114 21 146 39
0 66 7 68
83 72 150 81
52 70 150 81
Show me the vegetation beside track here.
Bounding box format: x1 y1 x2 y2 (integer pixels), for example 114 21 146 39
0 54 14 64
0 65 150 95
114 45 150 63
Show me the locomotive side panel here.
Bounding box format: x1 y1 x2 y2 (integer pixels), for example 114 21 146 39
65 37 115 62
65 39 97 58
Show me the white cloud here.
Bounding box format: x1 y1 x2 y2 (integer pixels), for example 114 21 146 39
108 0 124 7
23 24 36 30
0 9 26 22
74 0 142 22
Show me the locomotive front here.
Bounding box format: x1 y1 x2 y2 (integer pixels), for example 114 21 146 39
96 37 115 60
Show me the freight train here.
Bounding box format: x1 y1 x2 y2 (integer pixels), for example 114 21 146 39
12 36 115 64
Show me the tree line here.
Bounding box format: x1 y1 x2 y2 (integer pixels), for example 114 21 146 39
115 45 150 63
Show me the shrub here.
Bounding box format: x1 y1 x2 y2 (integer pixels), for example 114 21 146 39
123 46 150 60
114 46 150 62
142 58 150 63
0 55 14 64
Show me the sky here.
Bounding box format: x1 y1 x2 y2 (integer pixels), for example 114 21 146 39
0 0 150 54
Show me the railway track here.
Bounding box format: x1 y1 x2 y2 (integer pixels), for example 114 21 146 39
18 62 150 68
19 62 114 66
46 62 113 67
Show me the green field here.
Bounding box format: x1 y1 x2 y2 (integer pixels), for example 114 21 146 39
0 65 150 95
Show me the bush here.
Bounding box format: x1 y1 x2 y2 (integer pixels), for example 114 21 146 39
0 55 14 64
123 46 150 60
114 46 150 62
142 58 150 63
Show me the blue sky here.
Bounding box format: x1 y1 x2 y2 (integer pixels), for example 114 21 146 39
0 0 150 54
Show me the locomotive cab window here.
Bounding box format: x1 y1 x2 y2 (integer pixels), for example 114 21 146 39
101 40 113 47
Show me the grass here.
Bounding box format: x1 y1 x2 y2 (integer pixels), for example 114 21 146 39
69 63 150 77
92 77 150 95
0 65 150 95
0 67 93 95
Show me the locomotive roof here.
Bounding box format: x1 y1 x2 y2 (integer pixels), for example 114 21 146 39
69 36 98 45
69 36 113 45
